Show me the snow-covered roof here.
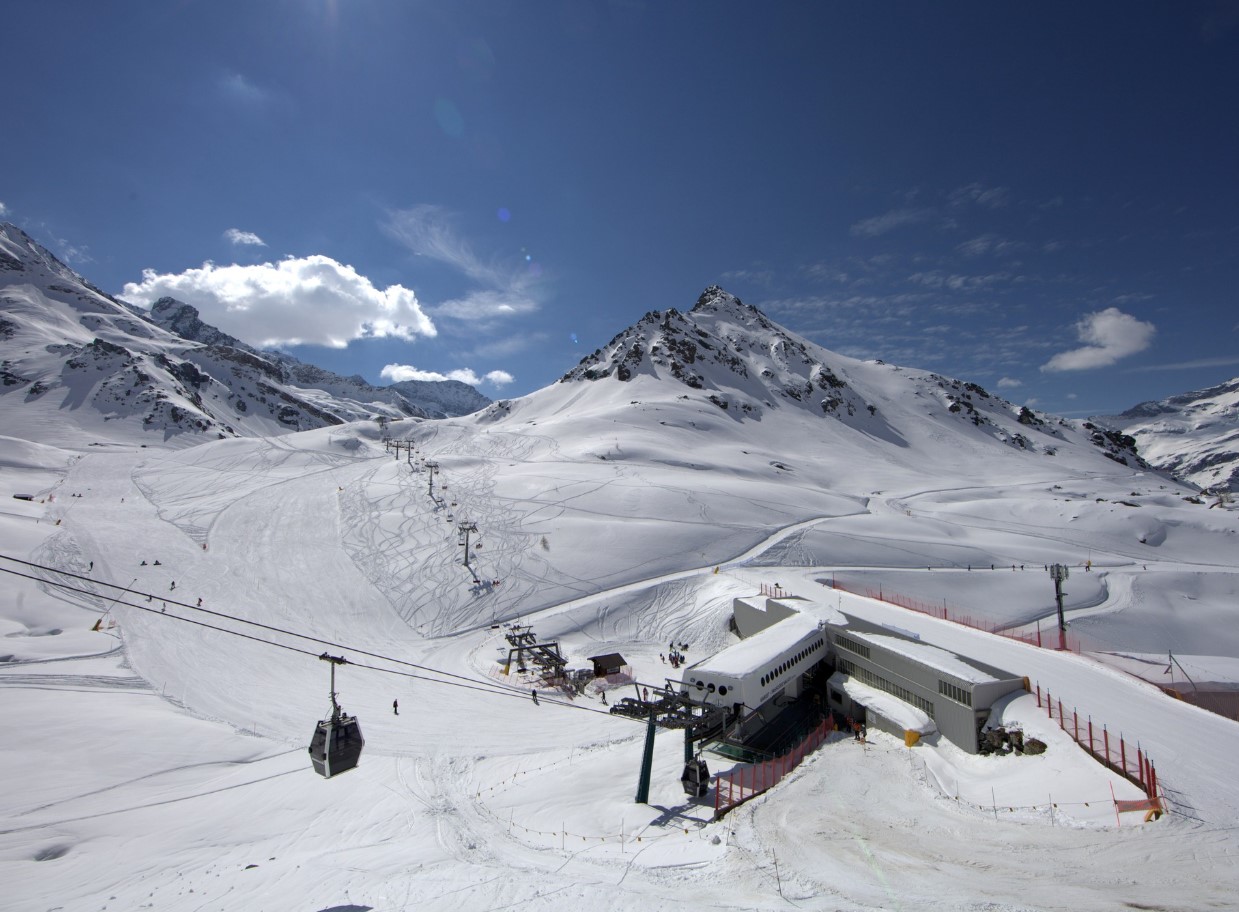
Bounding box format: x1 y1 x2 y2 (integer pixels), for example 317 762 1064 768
830 671 937 734
853 632 1003 684
687 612 824 677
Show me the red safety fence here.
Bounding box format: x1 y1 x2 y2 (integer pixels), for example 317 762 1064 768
714 717 835 819
827 578 1101 654
818 579 1167 811
1035 682 1160 802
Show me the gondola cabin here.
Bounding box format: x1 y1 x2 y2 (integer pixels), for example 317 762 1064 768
309 653 365 778
309 711 364 778
681 758 710 797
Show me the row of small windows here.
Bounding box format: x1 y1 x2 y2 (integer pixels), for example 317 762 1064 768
692 680 729 697
938 680 972 707
760 638 825 689
837 657 936 719
834 633 871 660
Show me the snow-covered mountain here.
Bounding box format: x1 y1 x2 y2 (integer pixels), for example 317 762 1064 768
144 295 491 420
1101 378 1239 493
5 281 1239 909
487 284 1147 477
0 222 489 447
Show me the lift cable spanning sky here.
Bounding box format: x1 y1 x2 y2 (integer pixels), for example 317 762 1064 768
2 553 742 797
0 553 617 718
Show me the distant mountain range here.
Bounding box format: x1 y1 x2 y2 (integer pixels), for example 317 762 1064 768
1102 379 1239 494
3 223 1236 492
0 222 489 447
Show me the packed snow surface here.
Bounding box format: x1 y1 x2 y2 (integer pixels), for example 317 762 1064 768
857 632 1005 684
4 290 1239 910
688 612 825 677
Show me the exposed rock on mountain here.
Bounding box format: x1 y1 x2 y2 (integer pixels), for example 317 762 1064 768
1102 378 1239 492
0 222 490 445
555 284 1131 465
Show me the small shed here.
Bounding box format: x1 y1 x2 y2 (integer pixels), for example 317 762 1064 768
587 653 628 677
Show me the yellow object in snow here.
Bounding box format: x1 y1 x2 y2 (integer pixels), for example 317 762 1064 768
904 730 921 747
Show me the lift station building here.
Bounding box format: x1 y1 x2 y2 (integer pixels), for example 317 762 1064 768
688 592 1027 755
824 614 1027 753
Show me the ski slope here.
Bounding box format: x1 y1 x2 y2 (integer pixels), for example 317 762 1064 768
3 412 1239 911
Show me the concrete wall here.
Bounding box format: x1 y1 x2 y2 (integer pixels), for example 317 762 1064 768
732 596 803 639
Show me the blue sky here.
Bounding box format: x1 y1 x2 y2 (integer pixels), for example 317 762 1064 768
4 2 1237 415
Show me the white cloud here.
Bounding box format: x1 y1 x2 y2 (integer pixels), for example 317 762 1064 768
219 72 272 106
907 270 1011 291
957 234 1024 258
384 205 542 324
949 182 1010 209
997 377 1022 388
483 369 515 386
0 201 8 217
121 256 436 349
849 208 934 238
380 363 514 388
224 228 266 247
1041 307 1156 372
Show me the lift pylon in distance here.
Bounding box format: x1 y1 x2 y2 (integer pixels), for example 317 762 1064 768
309 653 365 778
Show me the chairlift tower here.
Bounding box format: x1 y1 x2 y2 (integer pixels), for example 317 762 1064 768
1048 563 1069 648
457 520 478 568
612 679 725 804
424 461 439 497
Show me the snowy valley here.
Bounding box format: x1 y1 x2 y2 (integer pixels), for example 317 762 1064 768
2 234 1239 911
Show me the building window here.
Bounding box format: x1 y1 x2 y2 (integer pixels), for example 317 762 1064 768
835 634 871 659
837 658 935 719
938 680 972 707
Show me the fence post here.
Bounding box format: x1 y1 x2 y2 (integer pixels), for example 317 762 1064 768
1036 683 1041 707
1103 727 1110 768
1120 737 1127 777
1088 717 1094 754
1057 699 1064 729
1073 709 1079 743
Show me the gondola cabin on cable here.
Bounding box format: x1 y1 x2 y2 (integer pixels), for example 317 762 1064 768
309 653 365 778
681 757 711 798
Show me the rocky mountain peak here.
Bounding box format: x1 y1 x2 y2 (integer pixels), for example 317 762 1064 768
559 285 872 420
148 297 247 350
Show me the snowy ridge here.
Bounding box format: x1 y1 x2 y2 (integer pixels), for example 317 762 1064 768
4 261 1239 909
0 222 490 446
528 284 1144 474
1103 377 1239 492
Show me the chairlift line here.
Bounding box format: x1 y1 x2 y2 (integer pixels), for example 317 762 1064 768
0 553 622 719
2 553 652 785
0 552 530 698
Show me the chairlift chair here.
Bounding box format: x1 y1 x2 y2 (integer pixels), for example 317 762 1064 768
309 653 365 778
